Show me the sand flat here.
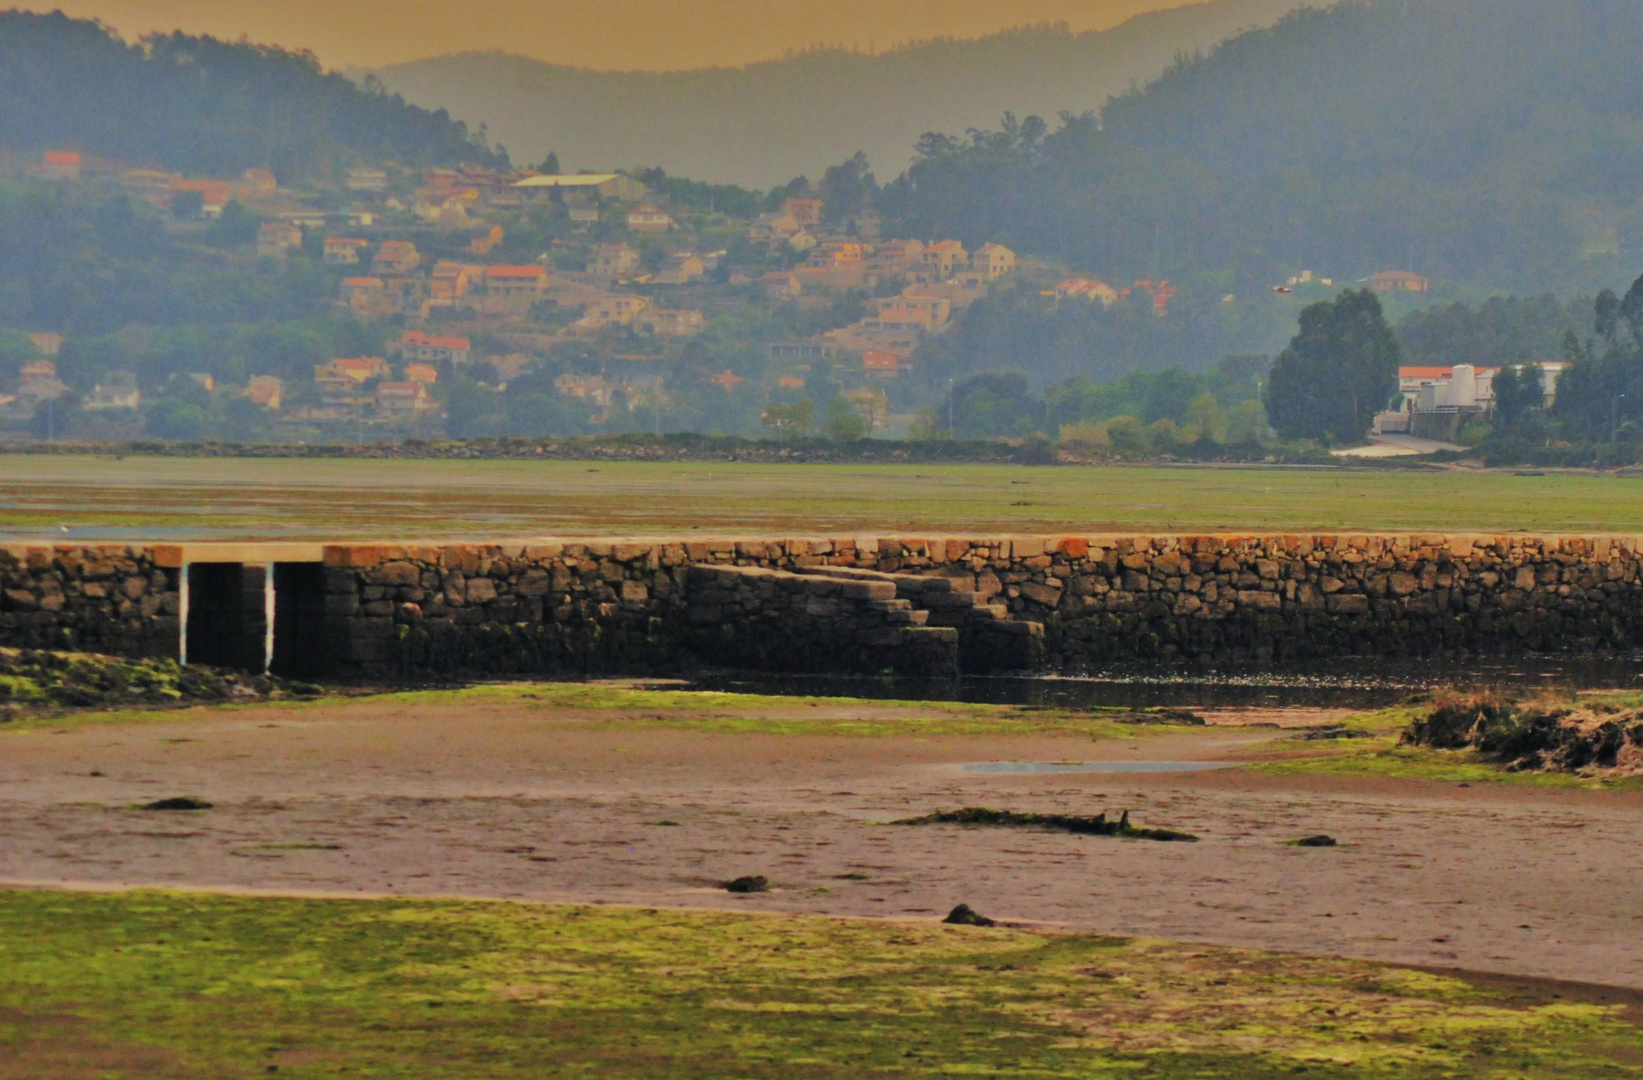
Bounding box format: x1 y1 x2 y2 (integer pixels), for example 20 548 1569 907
3 694 1639 990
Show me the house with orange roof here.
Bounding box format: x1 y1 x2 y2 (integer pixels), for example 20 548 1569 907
240 167 276 193
169 178 232 217
339 276 386 314
25 333 62 357
32 150 82 180
324 237 370 265
782 198 823 227
400 330 471 365
921 240 968 279
970 243 1016 281
568 294 650 335
375 381 437 413
467 224 504 254
863 350 910 377
404 363 439 385
245 376 284 411
314 357 389 394
626 204 675 233
1370 270 1430 293
256 221 303 258
1053 278 1119 306
637 308 704 337
588 243 641 279
761 271 802 300
19 359 57 384
372 241 421 275
709 370 745 390
873 294 951 330
484 265 550 298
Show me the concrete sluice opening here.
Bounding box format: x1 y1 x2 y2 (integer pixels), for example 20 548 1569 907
271 562 329 679
182 557 328 676
183 562 268 673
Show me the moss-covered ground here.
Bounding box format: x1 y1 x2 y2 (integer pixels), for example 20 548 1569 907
1 678 1207 739
1243 692 1643 789
3 888 1641 1079
0 647 321 728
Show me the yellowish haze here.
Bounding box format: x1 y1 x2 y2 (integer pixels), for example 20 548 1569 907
15 0 1216 70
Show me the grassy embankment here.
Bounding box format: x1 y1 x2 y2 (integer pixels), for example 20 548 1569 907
3 887 1641 1079
6 455 1643 539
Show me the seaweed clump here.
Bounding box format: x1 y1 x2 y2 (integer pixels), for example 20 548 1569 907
142 797 213 811
895 807 1197 842
943 904 996 927
1401 690 1643 774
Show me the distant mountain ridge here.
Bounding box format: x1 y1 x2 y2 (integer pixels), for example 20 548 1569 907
372 0 1314 186
0 11 506 182
878 0 1643 293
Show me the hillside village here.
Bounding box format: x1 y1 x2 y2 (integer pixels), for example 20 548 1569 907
0 145 1546 451
0 152 1048 441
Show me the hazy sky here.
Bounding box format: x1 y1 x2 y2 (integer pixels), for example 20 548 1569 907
17 0 1215 70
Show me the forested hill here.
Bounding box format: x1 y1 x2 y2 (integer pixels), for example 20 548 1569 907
371 0 1309 186
0 12 507 180
880 0 1643 294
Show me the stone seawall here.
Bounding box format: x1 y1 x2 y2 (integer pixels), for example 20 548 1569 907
0 545 181 658
4 535 1643 679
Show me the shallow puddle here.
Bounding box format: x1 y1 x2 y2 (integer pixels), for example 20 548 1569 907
959 761 1236 775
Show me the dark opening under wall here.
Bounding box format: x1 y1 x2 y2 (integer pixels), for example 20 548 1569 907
185 562 267 673
271 562 329 679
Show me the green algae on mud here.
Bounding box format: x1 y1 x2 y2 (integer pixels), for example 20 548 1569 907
327 681 1200 740
0 678 1213 739
2 888 1641 1080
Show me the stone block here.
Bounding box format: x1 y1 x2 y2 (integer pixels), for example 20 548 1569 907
1327 594 1370 615
324 592 359 616
380 561 421 586
1236 590 1283 612
516 569 551 597
3 588 38 610
1019 583 1062 607
348 616 396 640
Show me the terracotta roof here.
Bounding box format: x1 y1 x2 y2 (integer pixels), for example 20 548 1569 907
402 331 471 350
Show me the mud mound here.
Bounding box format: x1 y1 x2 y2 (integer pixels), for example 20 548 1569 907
1402 691 1643 774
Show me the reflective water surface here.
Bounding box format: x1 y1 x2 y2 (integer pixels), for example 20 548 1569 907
694 656 1643 710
